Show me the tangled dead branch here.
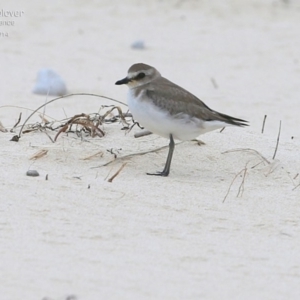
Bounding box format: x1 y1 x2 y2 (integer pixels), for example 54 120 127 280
10 104 133 142
7 93 130 141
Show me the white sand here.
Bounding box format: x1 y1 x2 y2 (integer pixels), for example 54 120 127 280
1 1 300 299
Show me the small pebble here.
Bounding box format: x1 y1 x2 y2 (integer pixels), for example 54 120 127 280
131 40 145 50
10 135 19 142
26 170 39 177
33 68 67 96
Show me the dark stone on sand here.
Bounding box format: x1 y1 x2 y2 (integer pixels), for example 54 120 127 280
26 170 40 177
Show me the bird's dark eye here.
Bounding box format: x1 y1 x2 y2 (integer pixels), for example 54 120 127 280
136 72 145 80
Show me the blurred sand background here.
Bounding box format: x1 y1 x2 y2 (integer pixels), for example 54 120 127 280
0 0 300 299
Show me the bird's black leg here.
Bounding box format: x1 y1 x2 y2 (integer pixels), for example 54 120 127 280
147 134 175 177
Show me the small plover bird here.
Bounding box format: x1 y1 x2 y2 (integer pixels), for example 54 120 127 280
116 63 248 177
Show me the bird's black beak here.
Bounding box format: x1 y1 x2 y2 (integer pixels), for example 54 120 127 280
115 77 130 85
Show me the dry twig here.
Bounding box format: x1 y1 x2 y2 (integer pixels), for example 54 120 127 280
100 106 129 125
237 163 249 197
134 130 152 138
192 139 206 146
223 162 249 203
54 113 105 141
108 163 127 182
82 151 104 160
261 114 267 134
10 112 22 132
223 169 244 203
0 120 8 132
29 149 48 160
93 143 183 168
272 120 281 160
292 184 300 191
222 148 270 165
39 114 50 124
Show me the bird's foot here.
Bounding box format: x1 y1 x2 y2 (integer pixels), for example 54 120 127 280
146 170 169 177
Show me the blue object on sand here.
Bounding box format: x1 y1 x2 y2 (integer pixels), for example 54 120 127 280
33 68 67 96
